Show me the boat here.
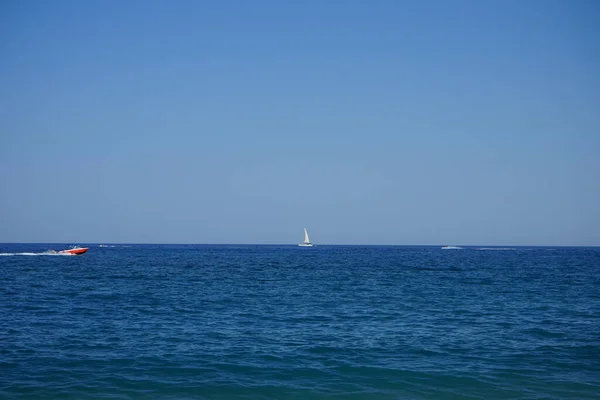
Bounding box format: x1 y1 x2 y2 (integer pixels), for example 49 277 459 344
298 228 314 247
441 245 462 250
58 246 89 255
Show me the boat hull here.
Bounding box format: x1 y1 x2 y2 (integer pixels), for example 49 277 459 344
298 244 313 247
58 247 88 255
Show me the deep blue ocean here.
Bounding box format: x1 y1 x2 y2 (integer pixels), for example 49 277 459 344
1 244 599 399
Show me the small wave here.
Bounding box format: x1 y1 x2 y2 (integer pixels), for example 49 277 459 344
441 246 463 250
477 247 517 251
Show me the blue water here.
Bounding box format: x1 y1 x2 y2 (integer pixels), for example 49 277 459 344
1 244 599 399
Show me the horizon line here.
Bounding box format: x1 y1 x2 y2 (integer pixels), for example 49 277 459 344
1 242 598 248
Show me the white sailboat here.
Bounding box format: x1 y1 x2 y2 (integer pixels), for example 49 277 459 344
298 228 313 247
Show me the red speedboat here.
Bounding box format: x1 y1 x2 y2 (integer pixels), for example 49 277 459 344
58 246 89 255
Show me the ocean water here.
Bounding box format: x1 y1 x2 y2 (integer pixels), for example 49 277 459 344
1 244 599 399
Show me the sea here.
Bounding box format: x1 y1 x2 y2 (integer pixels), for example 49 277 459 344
1 244 598 399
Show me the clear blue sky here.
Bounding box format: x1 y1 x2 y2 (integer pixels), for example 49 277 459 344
1 0 599 245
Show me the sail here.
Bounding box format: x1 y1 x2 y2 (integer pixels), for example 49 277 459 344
303 228 310 244
298 228 313 246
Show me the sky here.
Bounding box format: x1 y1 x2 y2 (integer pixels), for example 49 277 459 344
1 0 599 246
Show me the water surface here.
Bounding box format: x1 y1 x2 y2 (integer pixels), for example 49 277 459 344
1 244 599 399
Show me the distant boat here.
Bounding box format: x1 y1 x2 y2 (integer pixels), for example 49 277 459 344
58 246 88 255
298 228 313 247
441 245 462 250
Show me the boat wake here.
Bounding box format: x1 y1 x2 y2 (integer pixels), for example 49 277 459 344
0 251 76 256
441 246 463 250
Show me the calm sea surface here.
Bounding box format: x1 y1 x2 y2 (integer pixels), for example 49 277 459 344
1 244 599 399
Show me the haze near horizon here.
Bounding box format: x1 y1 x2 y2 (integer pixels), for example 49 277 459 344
1 0 599 246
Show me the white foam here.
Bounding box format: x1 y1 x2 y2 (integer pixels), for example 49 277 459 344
477 247 517 251
0 252 73 256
